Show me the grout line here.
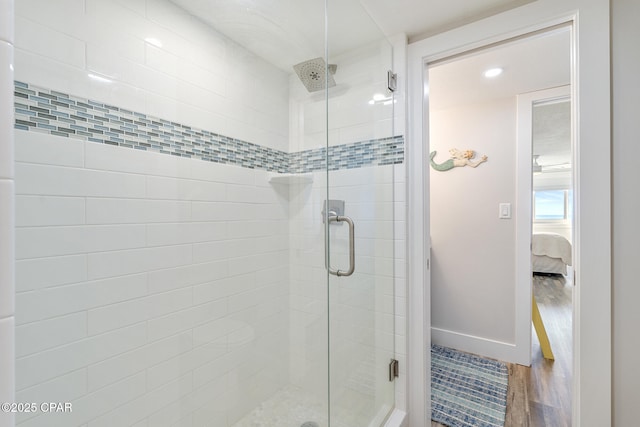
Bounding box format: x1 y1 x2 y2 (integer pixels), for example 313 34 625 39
0 314 14 322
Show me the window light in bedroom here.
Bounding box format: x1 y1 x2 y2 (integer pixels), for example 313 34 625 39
533 189 573 221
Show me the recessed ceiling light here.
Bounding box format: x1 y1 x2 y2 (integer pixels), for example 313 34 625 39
484 67 503 78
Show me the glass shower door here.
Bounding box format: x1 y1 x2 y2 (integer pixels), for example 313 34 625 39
325 3 397 424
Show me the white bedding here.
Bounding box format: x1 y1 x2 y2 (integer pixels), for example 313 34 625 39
532 233 572 266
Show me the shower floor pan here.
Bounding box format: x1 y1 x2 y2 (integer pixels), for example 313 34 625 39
230 384 376 427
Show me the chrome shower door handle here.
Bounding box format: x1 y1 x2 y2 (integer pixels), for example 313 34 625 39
327 214 355 277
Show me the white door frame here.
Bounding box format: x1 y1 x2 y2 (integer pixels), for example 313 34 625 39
406 1 611 426
516 84 572 367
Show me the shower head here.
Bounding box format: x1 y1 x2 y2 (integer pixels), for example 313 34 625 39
293 57 337 93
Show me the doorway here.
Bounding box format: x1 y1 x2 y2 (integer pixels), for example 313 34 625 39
523 86 574 426
406 2 611 425
426 27 571 365
426 28 573 426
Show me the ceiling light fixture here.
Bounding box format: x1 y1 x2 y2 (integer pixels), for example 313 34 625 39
484 67 503 78
532 155 542 173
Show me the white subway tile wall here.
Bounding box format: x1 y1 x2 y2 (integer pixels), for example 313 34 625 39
0 180 14 319
0 317 15 427
12 0 408 425
0 1 14 426
13 134 404 426
15 133 290 426
0 0 14 45
15 0 290 152
0 40 15 179
287 164 402 426
392 164 407 412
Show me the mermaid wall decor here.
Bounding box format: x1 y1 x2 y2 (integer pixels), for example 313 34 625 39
429 148 488 171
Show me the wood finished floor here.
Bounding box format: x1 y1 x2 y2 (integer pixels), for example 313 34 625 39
431 273 573 427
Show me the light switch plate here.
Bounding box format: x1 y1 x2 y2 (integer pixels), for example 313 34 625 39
499 203 511 219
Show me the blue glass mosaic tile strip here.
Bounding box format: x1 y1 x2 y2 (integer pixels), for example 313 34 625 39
13 81 404 173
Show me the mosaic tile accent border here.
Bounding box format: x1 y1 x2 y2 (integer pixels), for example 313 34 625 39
13 81 290 172
289 136 404 173
13 81 404 173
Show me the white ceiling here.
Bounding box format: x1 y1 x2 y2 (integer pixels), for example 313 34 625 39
429 27 572 168
428 27 571 110
170 0 537 72
360 0 535 42
533 100 572 169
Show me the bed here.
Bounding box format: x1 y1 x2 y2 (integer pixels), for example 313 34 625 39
532 232 572 275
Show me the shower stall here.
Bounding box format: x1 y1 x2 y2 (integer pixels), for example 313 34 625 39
8 0 404 426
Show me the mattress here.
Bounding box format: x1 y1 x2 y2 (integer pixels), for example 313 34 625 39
532 233 572 275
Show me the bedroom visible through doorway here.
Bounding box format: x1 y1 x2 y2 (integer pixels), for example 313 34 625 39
529 88 574 426
427 24 573 427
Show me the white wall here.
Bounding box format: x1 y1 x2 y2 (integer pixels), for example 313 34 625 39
532 170 571 190
0 1 15 427
14 132 290 427
15 0 290 152
611 0 640 425
429 97 518 358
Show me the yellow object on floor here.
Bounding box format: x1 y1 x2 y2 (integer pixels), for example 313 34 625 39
532 294 555 360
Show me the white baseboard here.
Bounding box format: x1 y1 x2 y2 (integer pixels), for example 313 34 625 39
432 327 528 365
